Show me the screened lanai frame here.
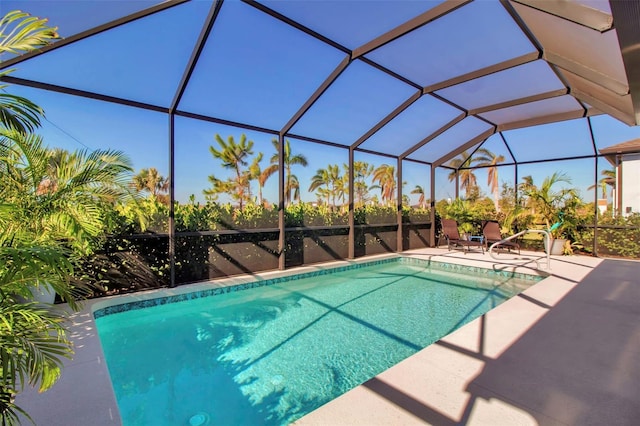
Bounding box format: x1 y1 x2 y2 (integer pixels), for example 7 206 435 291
1 0 639 287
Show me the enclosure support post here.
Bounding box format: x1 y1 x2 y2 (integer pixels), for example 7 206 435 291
587 117 599 256
397 157 403 252
348 148 355 259
430 165 436 247
514 165 518 208
278 133 286 270
499 131 518 208
593 155 599 256
167 0 223 287
168 114 176 287
616 155 622 215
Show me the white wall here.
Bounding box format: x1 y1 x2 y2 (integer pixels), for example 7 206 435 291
622 153 640 215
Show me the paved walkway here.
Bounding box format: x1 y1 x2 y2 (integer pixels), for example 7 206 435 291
16 249 640 425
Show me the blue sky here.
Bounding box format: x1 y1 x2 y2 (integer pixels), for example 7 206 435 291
3 0 640 206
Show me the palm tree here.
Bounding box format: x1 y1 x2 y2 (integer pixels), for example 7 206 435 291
132 167 169 205
372 164 396 206
132 167 169 196
248 152 264 205
0 88 44 135
473 148 505 211
411 185 428 208
1 130 134 253
520 172 579 237
350 161 374 206
519 174 538 215
261 138 308 206
206 134 254 208
209 134 254 176
447 152 478 199
588 168 616 199
309 167 332 206
309 164 345 208
288 174 301 204
201 176 221 202
325 164 344 207
337 171 348 207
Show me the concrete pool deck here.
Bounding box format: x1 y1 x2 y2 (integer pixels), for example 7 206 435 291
16 248 640 425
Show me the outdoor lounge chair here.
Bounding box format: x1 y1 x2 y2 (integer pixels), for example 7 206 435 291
482 220 520 254
441 219 484 253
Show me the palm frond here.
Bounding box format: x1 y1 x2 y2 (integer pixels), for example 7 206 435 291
0 89 44 134
0 10 59 55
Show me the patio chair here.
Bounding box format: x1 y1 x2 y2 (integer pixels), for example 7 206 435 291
482 220 520 254
441 219 484 253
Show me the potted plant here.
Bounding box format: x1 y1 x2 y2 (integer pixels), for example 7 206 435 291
520 172 582 255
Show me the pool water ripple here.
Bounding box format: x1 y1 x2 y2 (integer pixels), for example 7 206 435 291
95 257 543 425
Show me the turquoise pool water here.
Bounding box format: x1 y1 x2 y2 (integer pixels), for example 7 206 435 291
95 257 542 426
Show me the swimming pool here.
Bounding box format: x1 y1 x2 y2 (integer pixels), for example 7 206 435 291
94 257 543 425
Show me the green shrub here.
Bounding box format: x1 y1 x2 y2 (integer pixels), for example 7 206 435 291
437 197 497 234
402 206 431 223
285 203 348 227
594 213 640 257
354 205 397 225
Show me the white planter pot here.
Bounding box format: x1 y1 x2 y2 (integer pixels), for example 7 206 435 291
30 283 56 304
545 238 567 255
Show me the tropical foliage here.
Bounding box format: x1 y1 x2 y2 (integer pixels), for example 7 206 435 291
595 213 640 257
203 135 315 208
0 246 74 424
437 167 598 255
0 9 146 422
1 130 134 253
0 130 135 422
519 172 583 240
0 9 79 424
